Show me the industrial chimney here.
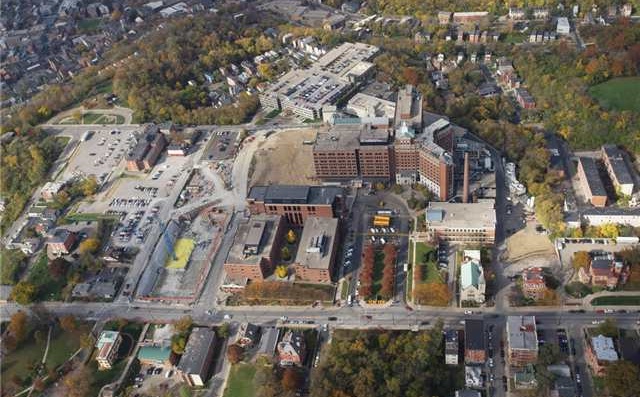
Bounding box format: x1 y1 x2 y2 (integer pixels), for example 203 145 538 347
462 152 470 203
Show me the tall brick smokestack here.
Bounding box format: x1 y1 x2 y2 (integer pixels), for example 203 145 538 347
462 152 470 203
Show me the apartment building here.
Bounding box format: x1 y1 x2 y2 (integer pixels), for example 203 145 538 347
96 331 122 370
293 217 339 283
506 316 539 367
464 319 486 364
577 157 607 207
224 215 285 281
246 185 344 225
602 145 635 196
586 335 619 375
177 328 217 387
425 200 496 246
394 85 422 130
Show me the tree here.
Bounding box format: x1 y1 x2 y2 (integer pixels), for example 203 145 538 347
0 248 26 284
80 332 95 350
218 322 231 338
595 318 618 338
81 176 98 197
605 360 640 397
599 223 620 239
227 344 244 364
63 369 91 397
173 315 193 334
171 334 187 354
60 315 78 332
8 311 29 343
78 238 100 255
49 257 70 279
11 281 37 305
286 230 297 244
281 246 292 261
572 251 591 271
275 265 288 278
282 367 303 391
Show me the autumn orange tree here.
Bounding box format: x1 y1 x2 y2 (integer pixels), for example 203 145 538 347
381 244 397 299
227 344 244 364
572 251 591 270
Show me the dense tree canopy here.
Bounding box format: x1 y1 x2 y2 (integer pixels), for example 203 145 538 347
311 324 462 397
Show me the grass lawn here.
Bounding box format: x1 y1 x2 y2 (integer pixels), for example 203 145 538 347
421 262 445 283
82 113 125 125
340 280 349 300
413 242 436 266
588 77 640 112
591 295 640 306
63 212 119 223
406 263 413 301
370 251 385 299
223 363 257 397
1 326 82 384
87 359 127 397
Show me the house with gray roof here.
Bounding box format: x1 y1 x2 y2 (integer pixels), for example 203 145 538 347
460 250 485 305
176 328 217 387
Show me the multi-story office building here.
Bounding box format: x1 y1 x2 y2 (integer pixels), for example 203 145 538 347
293 217 339 283
259 42 378 120
246 185 344 225
224 215 285 281
425 200 496 246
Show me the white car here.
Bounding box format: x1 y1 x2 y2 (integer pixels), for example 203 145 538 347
488 358 494 367
464 310 473 315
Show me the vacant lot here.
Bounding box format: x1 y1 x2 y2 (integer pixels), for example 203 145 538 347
58 113 125 125
224 363 257 397
504 225 555 262
250 129 316 186
588 77 640 112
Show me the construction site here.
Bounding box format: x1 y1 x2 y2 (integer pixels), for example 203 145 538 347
136 206 229 303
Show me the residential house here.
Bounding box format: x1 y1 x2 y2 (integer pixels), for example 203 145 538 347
237 323 261 348
277 330 306 366
556 17 570 34
41 181 64 201
176 327 217 387
460 250 485 305
515 88 535 109
585 335 618 375
465 365 483 388
522 267 546 300
578 251 627 289
96 331 122 370
47 228 77 256
257 327 280 359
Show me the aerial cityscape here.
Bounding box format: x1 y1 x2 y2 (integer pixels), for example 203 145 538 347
1 1 640 397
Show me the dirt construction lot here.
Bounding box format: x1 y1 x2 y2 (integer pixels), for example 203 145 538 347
250 129 316 186
503 222 555 262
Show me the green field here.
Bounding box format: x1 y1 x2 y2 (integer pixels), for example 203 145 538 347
223 363 256 397
588 77 640 112
592 295 640 306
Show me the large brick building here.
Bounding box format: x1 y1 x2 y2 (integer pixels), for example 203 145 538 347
126 125 167 172
223 215 285 281
246 185 344 225
292 217 339 284
577 157 607 207
425 200 496 246
601 145 635 196
506 316 539 367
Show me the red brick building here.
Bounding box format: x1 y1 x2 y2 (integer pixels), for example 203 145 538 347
246 185 344 226
522 267 546 300
223 215 285 281
126 125 168 172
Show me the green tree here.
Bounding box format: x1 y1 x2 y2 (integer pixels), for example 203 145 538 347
605 360 640 397
81 176 98 197
10 281 37 305
595 318 618 338
218 322 231 338
0 249 26 284
281 246 291 261
171 334 187 354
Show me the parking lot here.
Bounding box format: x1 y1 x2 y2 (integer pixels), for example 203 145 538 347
61 128 138 183
132 363 180 395
202 130 238 162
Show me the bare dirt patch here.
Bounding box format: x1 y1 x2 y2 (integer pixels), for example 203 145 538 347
250 129 317 186
504 223 555 262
